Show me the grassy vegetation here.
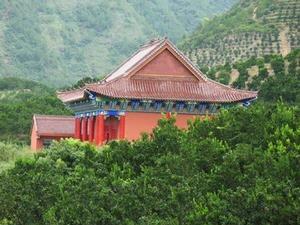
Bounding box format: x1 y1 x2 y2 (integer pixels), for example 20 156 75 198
0 142 32 172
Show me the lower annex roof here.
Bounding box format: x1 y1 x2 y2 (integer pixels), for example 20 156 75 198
33 115 74 137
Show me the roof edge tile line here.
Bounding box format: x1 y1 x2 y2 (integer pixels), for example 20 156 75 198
33 114 74 118
38 133 74 137
207 78 258 94
56 88 84 94
91 92 254 104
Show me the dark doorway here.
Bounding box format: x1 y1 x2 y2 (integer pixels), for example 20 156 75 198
104 116 119 143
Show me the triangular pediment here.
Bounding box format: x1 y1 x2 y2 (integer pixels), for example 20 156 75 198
104 38 206 82
131 48 197 81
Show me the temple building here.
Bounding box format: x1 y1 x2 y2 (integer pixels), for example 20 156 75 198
56 38 257 146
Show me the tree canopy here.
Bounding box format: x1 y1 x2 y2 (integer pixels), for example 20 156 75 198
0 102 299 224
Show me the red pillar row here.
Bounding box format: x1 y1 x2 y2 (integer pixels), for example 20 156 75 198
74 117 81 139
95 115 105 145
88 116 95 142
75 113 126 145
81 117 88 141
119 115 126 139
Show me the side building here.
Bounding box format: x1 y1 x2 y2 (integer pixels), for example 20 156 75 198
31 115 74 151
56 38 257 146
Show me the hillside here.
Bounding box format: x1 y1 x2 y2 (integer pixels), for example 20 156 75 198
180 0 300 67
0 0 236 87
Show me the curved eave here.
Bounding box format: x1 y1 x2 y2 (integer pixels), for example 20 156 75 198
86 89 258 104
86 79 258 104
57 89 87 103
57 80 258 104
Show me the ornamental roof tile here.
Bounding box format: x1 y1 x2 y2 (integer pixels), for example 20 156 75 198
33 115 74 137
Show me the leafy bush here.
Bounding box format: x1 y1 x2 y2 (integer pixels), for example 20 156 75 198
0 103 299 224
270 55 285 75
218 70 231 84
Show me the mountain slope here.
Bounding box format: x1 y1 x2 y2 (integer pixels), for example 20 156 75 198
0 0 236 86
180 0 300 67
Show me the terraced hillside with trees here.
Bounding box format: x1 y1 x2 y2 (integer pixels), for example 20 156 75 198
180 0 300 67
202 49 300 103
0 0 236 86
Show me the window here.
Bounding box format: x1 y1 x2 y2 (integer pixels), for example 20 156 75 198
43 139 54 148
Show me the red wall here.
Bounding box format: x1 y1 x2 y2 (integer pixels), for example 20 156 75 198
125 112 206 140
31 126 43 151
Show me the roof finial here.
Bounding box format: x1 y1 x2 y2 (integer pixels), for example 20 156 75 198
140 37 162 48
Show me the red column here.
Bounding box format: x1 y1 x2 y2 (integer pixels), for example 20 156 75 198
95 115 105 145
74 117 81 139
119 115 126 139
94 116 99 144
88 116 95 143
81 117 88 141
166 112 171 119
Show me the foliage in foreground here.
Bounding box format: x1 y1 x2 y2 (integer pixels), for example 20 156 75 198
0 103 299 225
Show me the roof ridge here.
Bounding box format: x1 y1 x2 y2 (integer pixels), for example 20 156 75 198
139 38 164 49
103 38 166 83
34 114 74 118
56 88 84 94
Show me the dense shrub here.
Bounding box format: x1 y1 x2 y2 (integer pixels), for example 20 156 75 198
0 103 299 225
